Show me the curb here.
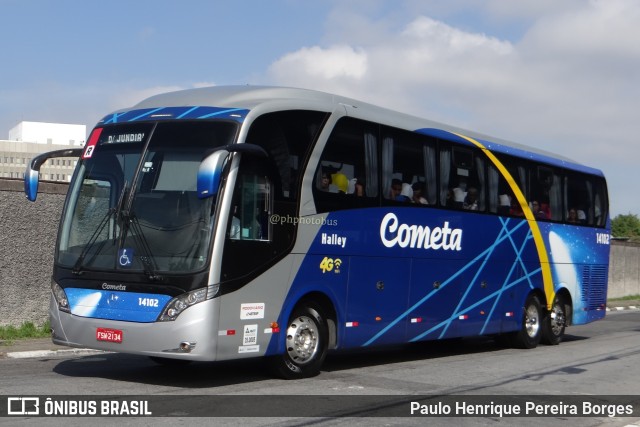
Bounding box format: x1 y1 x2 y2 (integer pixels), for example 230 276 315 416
606 305 639 312
5 348 109 359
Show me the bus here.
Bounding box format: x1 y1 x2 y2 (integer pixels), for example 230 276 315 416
24 86 610 379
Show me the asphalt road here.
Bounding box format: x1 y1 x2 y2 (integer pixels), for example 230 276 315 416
1 310 640 427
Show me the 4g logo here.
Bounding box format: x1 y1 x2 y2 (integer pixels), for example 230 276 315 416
319 257 342 274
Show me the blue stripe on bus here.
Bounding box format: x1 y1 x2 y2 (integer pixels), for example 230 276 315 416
65 288 172 323
130 107 165 121
98 106 249 124
362 217 530 346
411 267 542 342
177 106 200 118
280 206 608 352
197 108 247 119
102 112 128 124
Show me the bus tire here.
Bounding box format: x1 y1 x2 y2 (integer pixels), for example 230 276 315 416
541 295 566 345
270 304 328 379
511 294 543 349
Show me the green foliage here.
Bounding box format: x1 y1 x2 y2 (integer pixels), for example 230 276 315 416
608 294 640 301
611 214 640 240
0 321 50 341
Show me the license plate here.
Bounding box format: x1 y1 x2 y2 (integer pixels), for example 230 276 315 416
96 327 123 343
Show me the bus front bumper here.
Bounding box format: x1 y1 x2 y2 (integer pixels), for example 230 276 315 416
49 294 222 361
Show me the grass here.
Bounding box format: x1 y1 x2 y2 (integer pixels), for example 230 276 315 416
0 321 51 343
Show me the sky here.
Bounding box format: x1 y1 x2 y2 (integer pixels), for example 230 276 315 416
1 0 638 217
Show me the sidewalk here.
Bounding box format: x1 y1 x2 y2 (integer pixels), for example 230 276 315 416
2 300 639 359
606 299 640 311
0 338 105 359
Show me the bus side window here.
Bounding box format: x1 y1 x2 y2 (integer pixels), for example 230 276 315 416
230 173 272 241
440 145 485 211
494 155 530 217
534 166 561 221
565 173 588 225
592 178 608 227
488 164 515 215
381 128 436 206
246 110 329 202
564 173 609 227
220 158 275 282
313 117 378 213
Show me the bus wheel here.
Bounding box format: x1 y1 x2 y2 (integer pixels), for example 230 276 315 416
270 304 328 379
542 295 566 345
512 294 542 349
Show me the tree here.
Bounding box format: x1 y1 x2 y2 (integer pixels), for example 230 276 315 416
611 214 640 240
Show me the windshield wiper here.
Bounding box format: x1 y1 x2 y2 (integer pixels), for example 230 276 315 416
119 209 162 281
72 183 127 275
113 181 128 242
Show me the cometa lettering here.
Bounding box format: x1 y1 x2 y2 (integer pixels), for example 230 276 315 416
379 213 462 251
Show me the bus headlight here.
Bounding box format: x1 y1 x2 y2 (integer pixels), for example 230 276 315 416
158 288 207 322
52 281 70 313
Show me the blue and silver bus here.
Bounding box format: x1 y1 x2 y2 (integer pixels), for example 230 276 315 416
25 86 610 378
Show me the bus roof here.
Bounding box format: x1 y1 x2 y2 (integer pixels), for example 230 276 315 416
125 85 602 177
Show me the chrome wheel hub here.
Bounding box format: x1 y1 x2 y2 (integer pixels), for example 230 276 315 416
525 305 540 338
285 315 319 365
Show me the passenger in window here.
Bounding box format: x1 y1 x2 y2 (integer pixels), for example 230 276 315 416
353 178 366 197
411 182 428 205
396 183 413 202
530 200 540 216
389 179 403 199
540 200 551 219
230 206 241 239
452 187 465 209
567 208 580 224
510 199 524 217
577 209 587 223
230 216 241 239
320 172 332 191
498 194 511 215
320 171 340 193
594 195 602 225
347 178 356 195
530 201 547 219
463 187 479 210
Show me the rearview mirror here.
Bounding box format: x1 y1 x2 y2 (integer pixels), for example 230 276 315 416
197 150 230 199
197 144 269 199
24 148 82 201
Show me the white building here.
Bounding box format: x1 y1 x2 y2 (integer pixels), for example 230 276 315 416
1 121 86 182
8 121 85 146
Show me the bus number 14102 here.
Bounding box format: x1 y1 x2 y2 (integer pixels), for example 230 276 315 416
596 233 610 245
138 298 159 307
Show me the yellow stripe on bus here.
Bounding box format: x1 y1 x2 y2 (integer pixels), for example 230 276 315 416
453 132 555 309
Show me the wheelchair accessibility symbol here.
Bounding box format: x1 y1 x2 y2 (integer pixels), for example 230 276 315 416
118 248 134 268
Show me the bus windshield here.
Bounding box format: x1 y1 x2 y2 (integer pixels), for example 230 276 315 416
57 121 238 275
